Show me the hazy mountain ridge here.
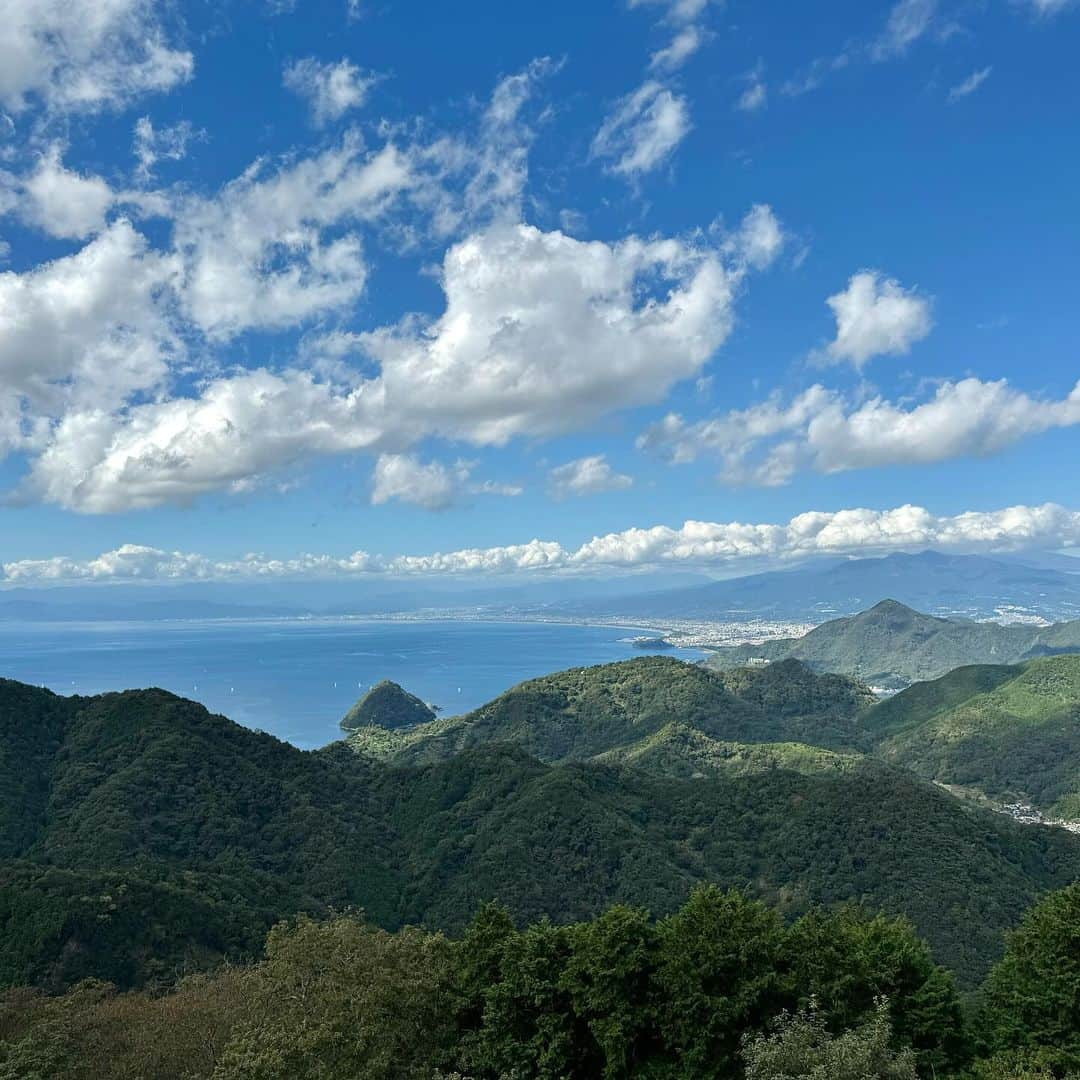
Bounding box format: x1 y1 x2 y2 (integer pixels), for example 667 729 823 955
702 599 1080 685
563 551 1080 623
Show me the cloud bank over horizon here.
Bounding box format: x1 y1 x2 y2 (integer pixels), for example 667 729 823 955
4 502 1077 585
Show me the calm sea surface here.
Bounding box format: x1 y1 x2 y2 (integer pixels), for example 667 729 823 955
0 618 701 749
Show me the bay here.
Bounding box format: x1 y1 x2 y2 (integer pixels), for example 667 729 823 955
0 618 700 748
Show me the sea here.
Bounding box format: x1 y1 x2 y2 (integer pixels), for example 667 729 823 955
0 618 701 749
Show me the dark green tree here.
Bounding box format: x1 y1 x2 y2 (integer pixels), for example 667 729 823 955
979 882 1080 1074
784 906 969 1075
561 904 659 1078
654 885 787 1077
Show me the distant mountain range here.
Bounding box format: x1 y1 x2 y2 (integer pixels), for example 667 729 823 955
565 550 1080 623
3 550 1079 625
702 599 1080 686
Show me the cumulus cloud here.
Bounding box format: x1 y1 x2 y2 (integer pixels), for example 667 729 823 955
0 220 180 427
20 219 744 511
283 57 376 126
358 223 737 445
592 81 691 177
549 455 633 499
371 453 470 510
16 145 115 238
723 204 786 270
820 270 932 368
0 0 193 114
872 0 938 60
948 67 992 102
174 137 413 339
6 502 1080 583
23 369 379 512
640 378 1080 485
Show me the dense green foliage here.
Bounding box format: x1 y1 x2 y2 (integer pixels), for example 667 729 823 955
0 890 976 1079
866 656 1080 815
2 667 1079 990
978 882 1080 1073
339 678 436 731
703 600 1080 685
7 884 1080 1079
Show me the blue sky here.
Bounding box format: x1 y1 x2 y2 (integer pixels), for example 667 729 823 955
0 0 1078 585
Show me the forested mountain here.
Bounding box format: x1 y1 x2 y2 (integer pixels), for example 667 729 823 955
346 655 876 765
865 655 1080 818
4 661 1080 995
703 599 1080 685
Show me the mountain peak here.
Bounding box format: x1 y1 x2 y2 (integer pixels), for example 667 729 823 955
341 680 436 732
866 598 920 616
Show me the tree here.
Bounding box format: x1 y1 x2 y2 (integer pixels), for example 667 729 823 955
784 906 968 1075
654 885 787 1077
213 914 454 1080
561 904 659 1078
979 882 1080 1074
456 918 599 1079
742 1001 917 1080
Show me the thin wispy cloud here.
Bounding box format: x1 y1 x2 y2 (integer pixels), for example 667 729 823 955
948 66 992 101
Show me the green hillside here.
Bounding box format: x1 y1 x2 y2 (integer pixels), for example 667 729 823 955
1 672 1078 988
867 655 1080 817
702 599 1080 685
347 655 874 765
595 721 864 780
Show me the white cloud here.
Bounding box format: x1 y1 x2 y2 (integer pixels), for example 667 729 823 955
0 220 179 426
20 220 743 511
948 67 992 102
174 137 413 339
371 453 470 510
821 270 932 368
592 81 691 177
723 204 785 270
7 501 1080 583
23 369 378 512
640 378 1080 485
458 57 556 227
872 0 938 60
649 26 702 72
133 117 197 182
358 223 737 445
0 0 193 114
549 455 633 498
18 145 114 238
283 57 376 126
